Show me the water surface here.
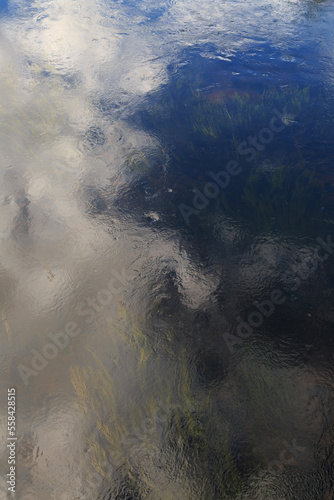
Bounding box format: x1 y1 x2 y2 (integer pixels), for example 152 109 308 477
0 0 334 498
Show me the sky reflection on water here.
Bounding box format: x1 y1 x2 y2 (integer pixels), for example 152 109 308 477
0 0 334 498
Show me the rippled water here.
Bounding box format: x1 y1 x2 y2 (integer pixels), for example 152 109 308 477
0 0 334 499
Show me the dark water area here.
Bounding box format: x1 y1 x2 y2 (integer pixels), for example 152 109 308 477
0 0 334 499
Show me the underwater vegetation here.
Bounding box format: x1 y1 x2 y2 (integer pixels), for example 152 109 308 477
211 161 325 236
112 70 333 242
139 74 311 157
71 304 248 499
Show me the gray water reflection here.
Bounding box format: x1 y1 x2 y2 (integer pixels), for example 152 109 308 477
0 0 334 498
